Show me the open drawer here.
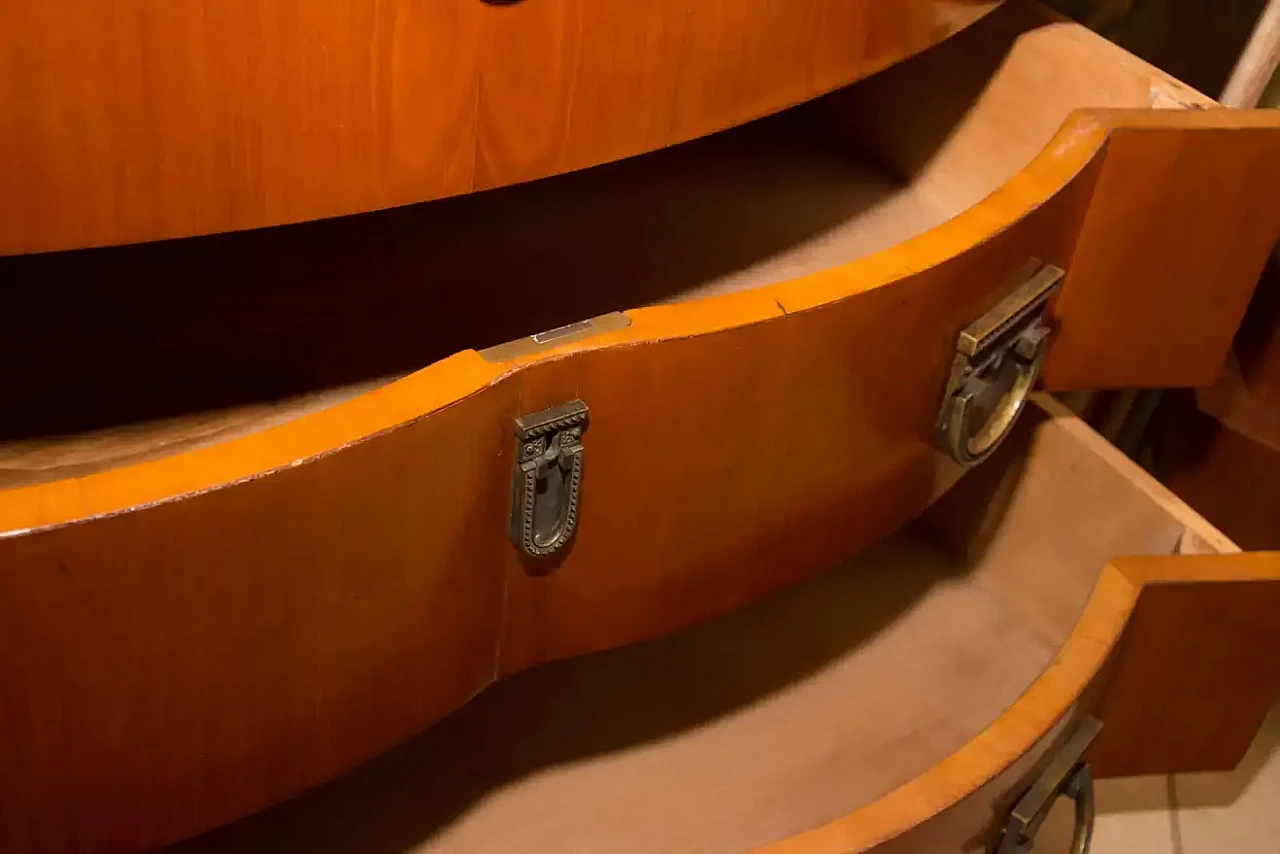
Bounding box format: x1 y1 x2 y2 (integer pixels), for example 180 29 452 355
153 395 1280 854
1 3 1279 851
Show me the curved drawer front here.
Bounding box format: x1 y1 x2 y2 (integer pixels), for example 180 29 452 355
0 0 1001 254
3 99 1280 850
0 146 1089 852
37 399 1276 854
4 6 1280 847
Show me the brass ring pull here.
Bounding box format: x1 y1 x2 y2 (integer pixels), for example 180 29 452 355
940 321 1049 464
995 717 1100 854
936 262 1064 465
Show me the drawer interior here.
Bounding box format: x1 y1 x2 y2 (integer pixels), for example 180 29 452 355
0 1 1208 489
163 399 1231 854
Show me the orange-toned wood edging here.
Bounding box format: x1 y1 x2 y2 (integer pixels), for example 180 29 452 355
0 0 1002 254
1 109 1279 853
4 108 1279 535
753 551 1280 854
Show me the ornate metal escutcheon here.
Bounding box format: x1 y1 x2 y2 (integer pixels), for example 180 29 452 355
937 261 1065 465
994 716 1101 854
508 400 588 559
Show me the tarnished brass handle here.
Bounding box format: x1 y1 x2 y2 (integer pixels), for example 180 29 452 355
1064 764 1096 854
939 321 1049 464
995 717 1100 854
509 400 588 559
937 263 1064 465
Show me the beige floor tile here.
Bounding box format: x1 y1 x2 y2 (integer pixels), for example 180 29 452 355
1171 702 1280 854
1094 777 1181 854
1038 775 1177 853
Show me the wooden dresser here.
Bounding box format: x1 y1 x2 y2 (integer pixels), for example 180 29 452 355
1 2 1278 851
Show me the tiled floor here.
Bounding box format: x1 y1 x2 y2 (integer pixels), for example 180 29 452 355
1038 702 1280 852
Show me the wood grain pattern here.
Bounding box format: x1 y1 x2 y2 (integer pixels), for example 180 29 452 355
0 103 1272 851
1 0 1269 459
152 401 1273 854
0 0 484 254
472 0 688 187
766 550 1280 854
1 6 1279 849
1088 552 1280 776
746 416 1280 854
1043 115 1280 389
810 1 1280 391
0 0 1000 253
0 104 1092 851
667 0 890 142
0 383 515 852
492 209 1090 673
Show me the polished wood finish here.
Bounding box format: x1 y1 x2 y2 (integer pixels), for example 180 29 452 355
1089 552 1280 776
0 112 966 468
7 1 1276 488
154 400 1280 854
764 409 1278 854
806 0 1280 391
845 545 1280 854
0 0 484 255
0 0 1000 254
2 1 1271 479
0 108 1268 850
3 5 1280 847
0 149 1090 849
1045 117 1280 389
0 382 514 852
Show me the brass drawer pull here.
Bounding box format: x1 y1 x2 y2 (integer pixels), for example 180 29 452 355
937 262 1064 464
508 400 588 559
995 716 1101 854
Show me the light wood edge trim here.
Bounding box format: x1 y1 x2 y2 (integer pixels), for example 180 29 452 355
1097 106 1280 130
754 550 1280 854
1030 394 1239 554
0 351 501 535
1109 550 1280 587
4 108 1275 534
750 563 1138 854
0 116 1100 532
